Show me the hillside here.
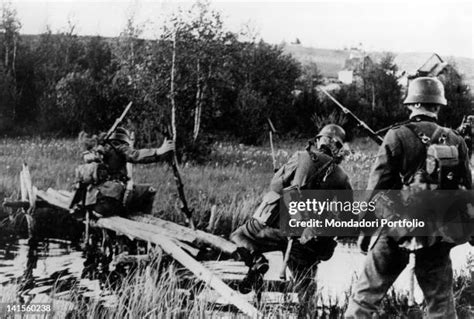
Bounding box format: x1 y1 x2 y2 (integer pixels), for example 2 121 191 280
283 44 474 88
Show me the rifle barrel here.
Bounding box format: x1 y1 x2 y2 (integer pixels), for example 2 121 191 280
318 87 384 145
105 102 133 139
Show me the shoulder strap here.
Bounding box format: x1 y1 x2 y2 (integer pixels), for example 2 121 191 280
404 123 445 148
303 150 336 189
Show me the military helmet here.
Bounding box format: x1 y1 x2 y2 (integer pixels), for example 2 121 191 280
109 127 132 144
403 76 447 106
316 124 346 145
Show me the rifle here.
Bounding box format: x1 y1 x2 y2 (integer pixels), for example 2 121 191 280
163 126 195 230
318 87 383 145
104 102 133 140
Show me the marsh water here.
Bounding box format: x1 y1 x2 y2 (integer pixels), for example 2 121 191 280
1 237 472 306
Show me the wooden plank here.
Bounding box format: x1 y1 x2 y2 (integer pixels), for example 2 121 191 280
199 289 299 306
40 189 236 255
96 217 261 317
202 260 247 281
2 199 51 209
132 215 237 255
20 170 27 201
38 188 237 255
206 204 218 232
46 188 72 208
36 189 70 210
22 164 36 211
92 217 199 257
57 189 73 197
2 199 30 209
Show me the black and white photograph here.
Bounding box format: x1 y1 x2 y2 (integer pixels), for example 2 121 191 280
0 0 473 318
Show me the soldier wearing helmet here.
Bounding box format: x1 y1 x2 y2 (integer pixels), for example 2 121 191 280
74 127 174 217
230 124 352 313
457 115 474 158
345 77 471 318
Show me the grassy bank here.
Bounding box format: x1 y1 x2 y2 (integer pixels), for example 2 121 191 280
1 137 472 317
0 137 377 231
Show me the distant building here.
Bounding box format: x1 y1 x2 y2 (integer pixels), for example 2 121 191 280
337 48 372 84
395 53 451 88
396 53 453 90
338 70 353 84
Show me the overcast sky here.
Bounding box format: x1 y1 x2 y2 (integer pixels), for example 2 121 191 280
10 0 474 58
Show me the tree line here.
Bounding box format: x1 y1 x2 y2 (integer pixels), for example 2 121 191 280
0 2 471 160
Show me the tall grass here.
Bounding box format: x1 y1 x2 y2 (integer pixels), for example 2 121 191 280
0 137 377 231
5 137 472 317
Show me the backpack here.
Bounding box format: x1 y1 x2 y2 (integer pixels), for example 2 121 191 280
388 123 470 249
405 123 460 190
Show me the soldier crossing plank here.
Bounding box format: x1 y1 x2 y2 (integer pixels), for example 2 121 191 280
72 127 175 218
230 124 353 313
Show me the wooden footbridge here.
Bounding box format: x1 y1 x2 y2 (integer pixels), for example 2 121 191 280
3 165 294 318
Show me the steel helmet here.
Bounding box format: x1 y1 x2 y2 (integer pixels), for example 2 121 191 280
403 77 447 106
316 124 346 145
109 127 132 145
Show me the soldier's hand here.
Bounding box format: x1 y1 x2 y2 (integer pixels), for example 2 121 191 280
156 139 175 156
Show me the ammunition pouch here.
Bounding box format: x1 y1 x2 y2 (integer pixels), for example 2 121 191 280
252 191 280 227
425 143 459 189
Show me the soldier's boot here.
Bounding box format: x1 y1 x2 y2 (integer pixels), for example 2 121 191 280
238 252 269 294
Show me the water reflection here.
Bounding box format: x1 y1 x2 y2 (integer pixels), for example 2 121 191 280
0 238 472 304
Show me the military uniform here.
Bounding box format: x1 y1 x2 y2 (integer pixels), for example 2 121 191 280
231 145 352 305
457 118 473 159
345 113 472 318
75 135 169 217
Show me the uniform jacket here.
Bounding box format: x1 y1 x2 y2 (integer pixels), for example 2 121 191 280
102 141 161 182
270 148 352 194
82 141 162 205
368 115 472 195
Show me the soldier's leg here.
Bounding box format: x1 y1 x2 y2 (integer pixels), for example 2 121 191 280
231 218 284 255
231 219 286 293
287 238 337 315
287 258 319 316
345 234 409 319
414 243 456 319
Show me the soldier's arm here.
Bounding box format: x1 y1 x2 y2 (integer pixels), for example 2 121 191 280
367 129 403 193
117 144 160 164
269 152 298 193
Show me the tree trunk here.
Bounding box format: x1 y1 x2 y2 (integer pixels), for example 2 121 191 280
193 60 202 141
170 31 178 143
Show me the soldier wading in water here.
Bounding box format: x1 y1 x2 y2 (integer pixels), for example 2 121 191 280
231 124 353 311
